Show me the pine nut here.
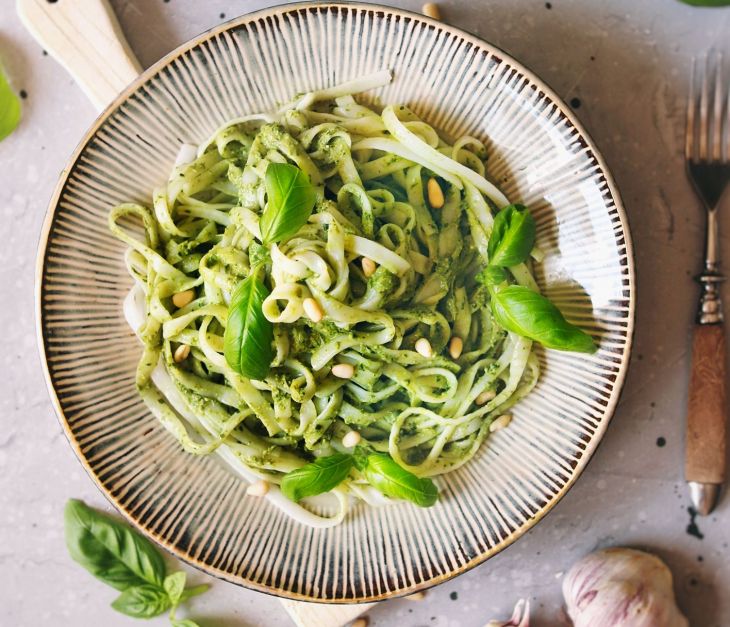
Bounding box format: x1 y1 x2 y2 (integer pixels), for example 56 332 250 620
361 257 377 277
448 336 463 359
172 289 195 308
303 297 324 323
173 344 191 363
246 479 270 497
422 2 441 20
489 414 513 433
476 390 496 406
332 363 355 379
426 177 445 209
415 337 433 358
351 619 369 627
342 430 362 448
405 591 426 601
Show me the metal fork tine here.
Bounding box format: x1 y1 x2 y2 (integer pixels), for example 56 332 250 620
687 58 697 162
712 54 723 163
700 55 709 161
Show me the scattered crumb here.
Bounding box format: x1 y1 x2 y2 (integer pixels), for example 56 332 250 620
422 3 441 20
405 591 426 601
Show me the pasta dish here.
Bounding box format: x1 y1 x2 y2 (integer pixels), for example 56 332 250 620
110 71 595 527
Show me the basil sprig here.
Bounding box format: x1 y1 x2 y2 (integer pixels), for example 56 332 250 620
356 452 438 507
64 500 208 624
491 284 597 353
223 271 275 379
223 162 316 380
482 204 596 353
260 162 317 245
487 204 535 267
280 454 355 502
279 451 439 507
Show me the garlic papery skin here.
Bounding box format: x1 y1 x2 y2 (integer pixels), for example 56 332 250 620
563 548 688 627
484 599 529 627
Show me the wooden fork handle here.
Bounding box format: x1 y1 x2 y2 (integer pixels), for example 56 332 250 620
686 323 727 484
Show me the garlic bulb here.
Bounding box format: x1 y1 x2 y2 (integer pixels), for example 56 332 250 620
484 599 530 627
563 548 688 627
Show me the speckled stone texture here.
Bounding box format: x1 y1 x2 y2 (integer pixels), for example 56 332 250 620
1 1 729 625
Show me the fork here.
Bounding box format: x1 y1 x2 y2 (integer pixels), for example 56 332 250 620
684 54 730 515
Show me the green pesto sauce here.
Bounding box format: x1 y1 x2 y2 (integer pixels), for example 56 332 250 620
368 266 398 295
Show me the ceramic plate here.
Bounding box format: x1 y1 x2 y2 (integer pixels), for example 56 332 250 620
36 2 634 602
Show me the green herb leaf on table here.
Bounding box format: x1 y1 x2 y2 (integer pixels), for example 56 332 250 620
64 499 166 591
64 499 211 624
360 453 438 507
487 204 536 267
164 571 187 606
490 284 597 353
179 584 211 603
111 584 172 618
223 274 275 379
280 454 354 502
260 162 317 244
0 66 20 142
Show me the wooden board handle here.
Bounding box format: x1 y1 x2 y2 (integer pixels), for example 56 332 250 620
686 324 727 484
280 599 376 627
16 0 142 112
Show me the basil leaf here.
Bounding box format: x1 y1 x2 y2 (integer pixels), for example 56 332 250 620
361 454 438 507
491 284 597 353
64 499 166 591
223 274 274 380
164 571 186 606
281 454 354 502
0 66 20 142
487 204 536 267
179 584 210 603
111 584 171 618
260 162 317 244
